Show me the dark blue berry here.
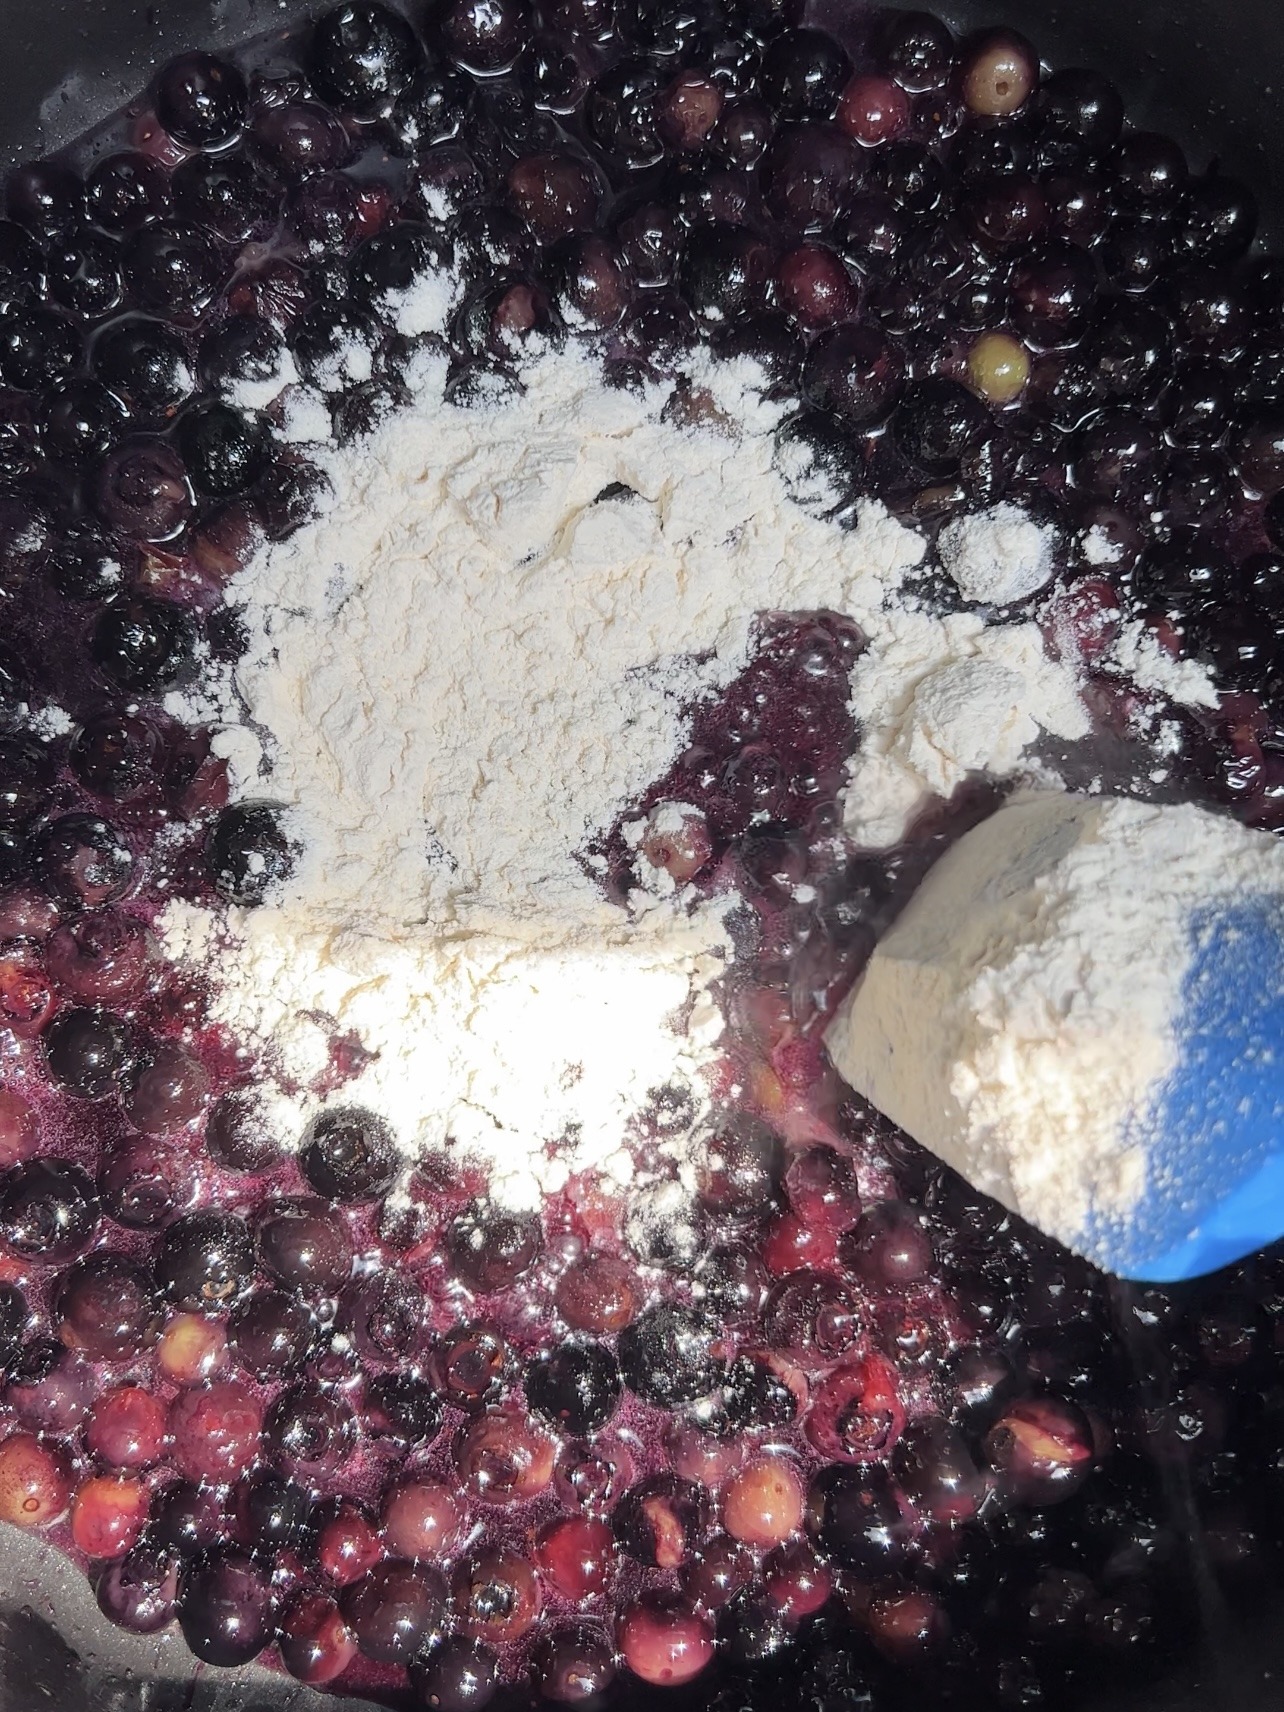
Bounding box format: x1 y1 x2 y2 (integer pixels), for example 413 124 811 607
173 152 276 243
93 317 194 413
155 53 249 148
178 1548 277 1668
891 378 990 476
299 1106 397 1202
6 161 83 240
46 230 124 318
446 1200 544 1291
759 28 851 122
805 1463 908 1573
92 594 196 690
126 222 222 319
32 814 133 909
155 1210 255 1310
437 0 531 75
85 153 171 234
308 2 424 116
38 380 129 465
178 401 272 496
364 1373 444 1447
526 1341 621 1433
0 1160 99 1259
235 1470 314 1553
0 307 81 389
617 1303 724 1406
200 316 286 394
95 441 194 541
207 802 296 905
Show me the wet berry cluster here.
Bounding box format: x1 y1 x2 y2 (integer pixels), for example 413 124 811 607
0 1 1282 1708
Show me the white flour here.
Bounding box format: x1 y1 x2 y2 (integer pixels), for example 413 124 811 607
937 503 1056 606
163 343 933 1206
842 609 1090 847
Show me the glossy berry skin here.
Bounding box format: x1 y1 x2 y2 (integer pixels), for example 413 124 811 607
92 317 193 413
39 380 129 465
178 1547 277 1667
0 1160 99 1260
86 153 170 234
46 230 124 318
760 29 852 122
55 1254 161 1361
96 1544 180 1634
299 1106 397 1201
410 1637 499 1712
877 10 955 93
455 1409 556 1505
95 444 195 544
207 802 294 905
0 1433 71 1528
177 400 273 496
256 1197 354 1294
155 53 248 147
340 1559 449 1664
154 1210 255 1310
125 223 222 320
309 2 423 115
280 1593 359 1685
525 1340 621 1436
168 1380 264 1483
617 1304 724 1407
617 1596 715 1688
892 378 990 475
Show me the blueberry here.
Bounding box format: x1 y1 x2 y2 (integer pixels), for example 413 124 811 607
762 123 861 230
299 1106 397 1202
256 1197 354 1294
0 732 56 823
207 802 296 905
155 1210 256 1310
85 153 171 234
92 595 197 690
0 1159 100 1259
1114 130 1188 207
178 401 272 496
125 223 222 320
589 60 665 167
173 153 276 243
876 10 955 94
410 1638 499 1712
1159 359 1234 447
44 1009 136 1100
446 1200 544 1291
0 221 42 305
802 323 903 424
437 0 531 75
773 409 864 517
6 161 83 240
1179 176 1258 263
229 1287 319 1377
0 307 81 390
46 230 124 318
678 221 771 327
252 100 352 177
32 814 134 909
526 1342 621 1434
92 317 194 413
206 1089 279 1172
613 1474 704 1567
891 378 990 476
364 1373 444 1447
759 28 851 122
38 380 129 465
156 52 248 148
349 223 449 309
385 65 473 153
1037 68 1123 151
289 302 383 390
235 1470 314 1553
805 1463 908 1573
178 1548 278 1668
617 1303 724 1407
200 317 287 395
308 2 423 117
